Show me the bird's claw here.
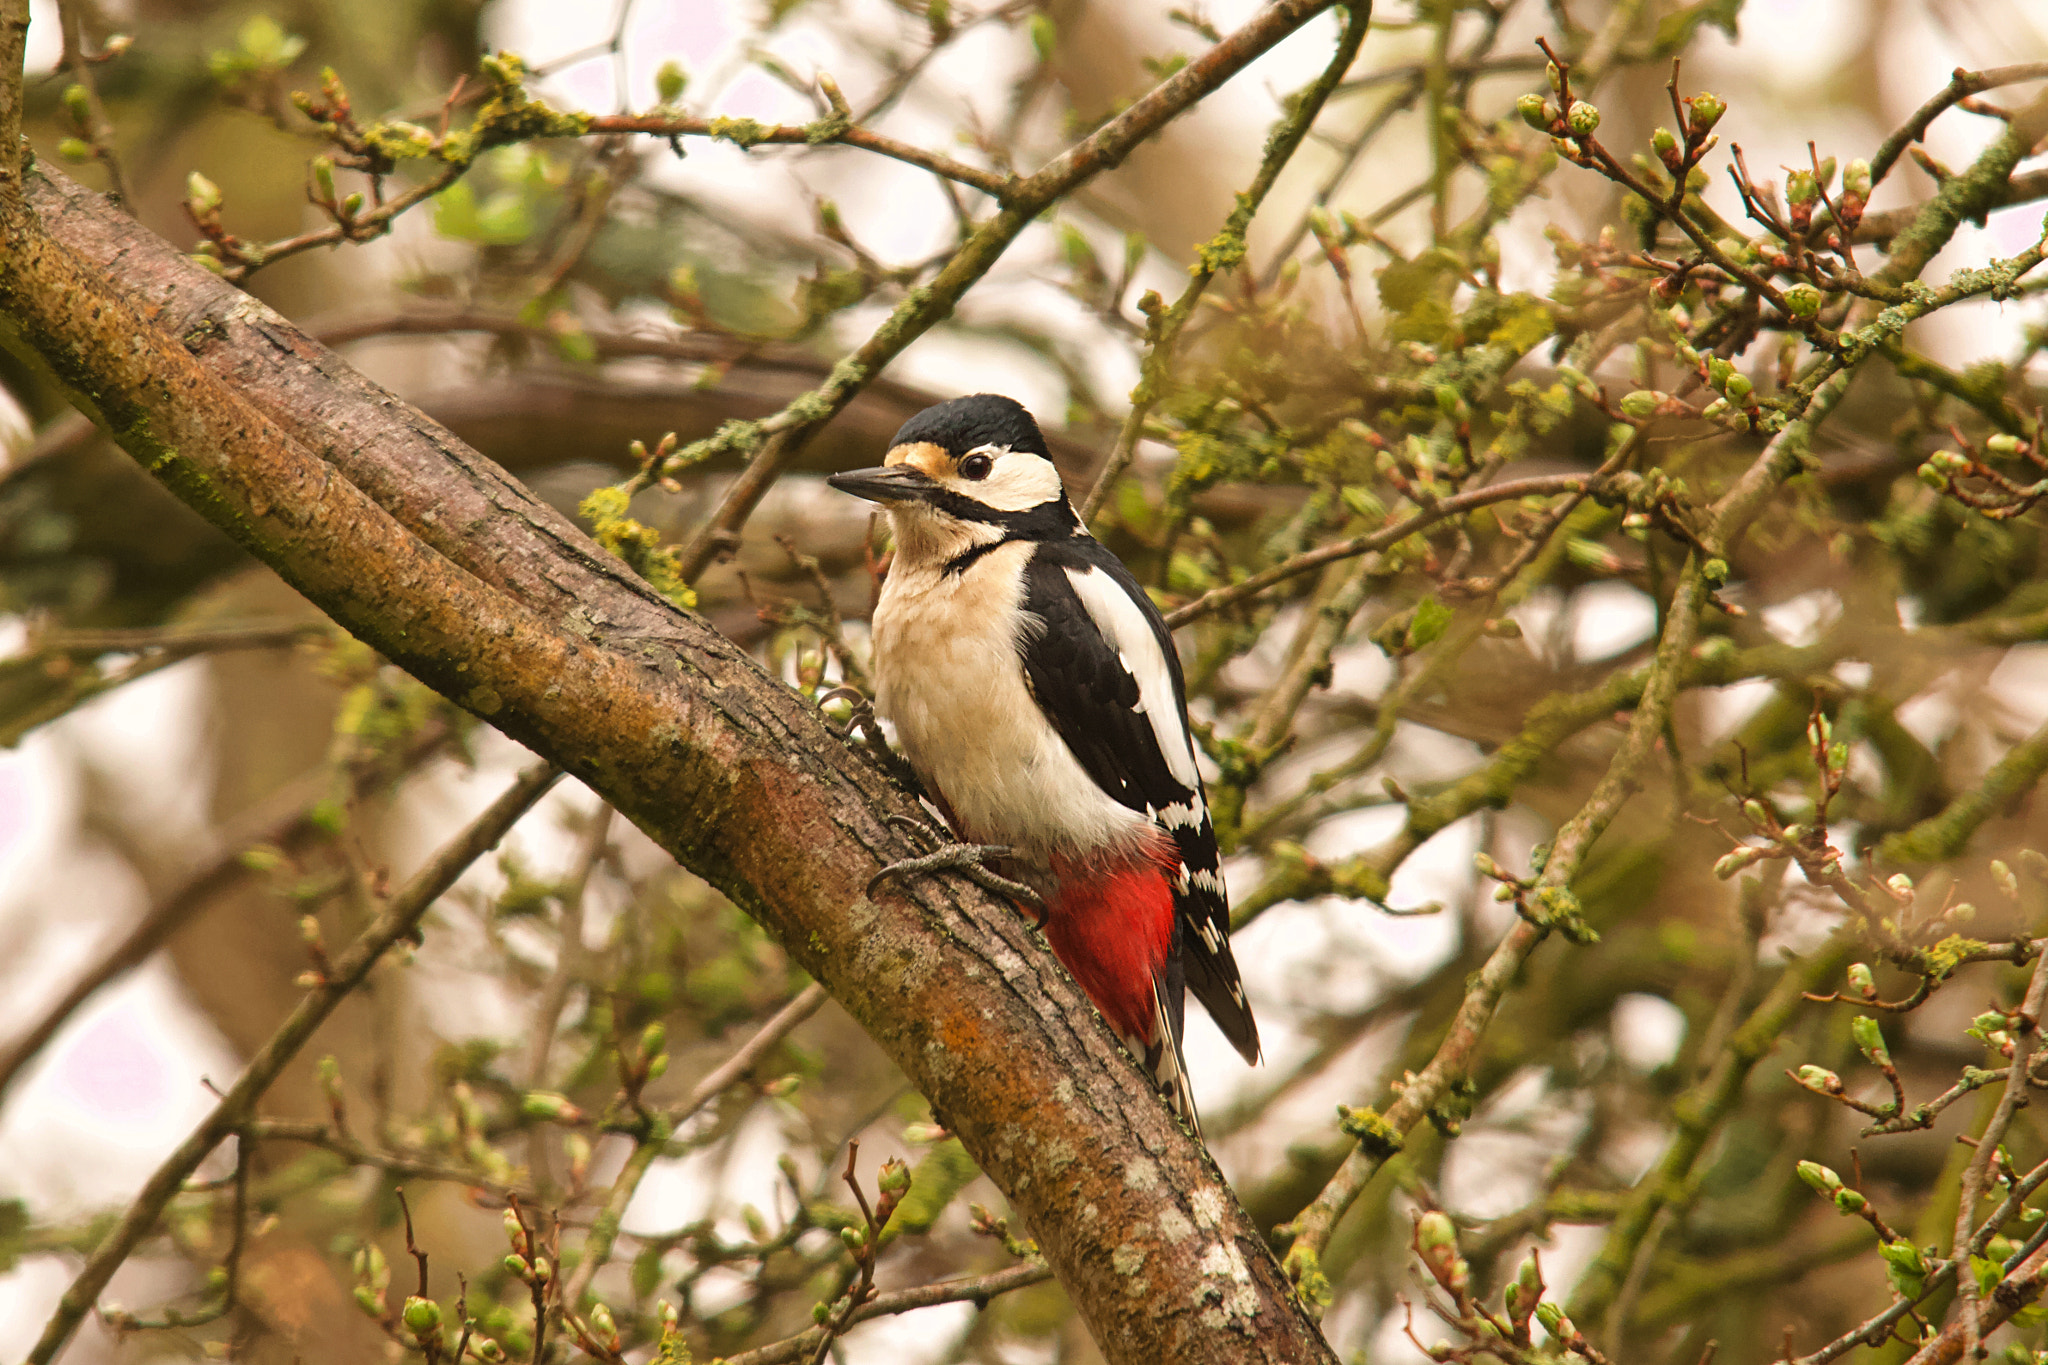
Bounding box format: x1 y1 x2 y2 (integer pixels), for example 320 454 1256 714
866 828 1047 922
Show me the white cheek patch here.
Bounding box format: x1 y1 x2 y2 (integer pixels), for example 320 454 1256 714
1062 565 1201 789
946 447 1067 513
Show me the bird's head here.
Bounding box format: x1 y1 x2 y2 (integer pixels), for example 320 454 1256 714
827 394 1078 564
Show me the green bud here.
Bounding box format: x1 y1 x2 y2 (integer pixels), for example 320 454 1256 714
1951 902 1976 924
1517 93 1554 130
1785 169 1818 207
656 59 688 104
402 1296 442 1337
1781 283 1823 317
1545 62 1562 92
1987 432 2023 454
590 1302 617 1338
1798 1160 1843 1193
1706 356 1735 390
1882 1241 1928 1277
841 1225 866 1250
1742 798 1770 826
341 191 364 216
1416 1210 1457 1252
1797 1064 1841 1091
1712 847 1759 881
1887 872 1915 898
311 155 336 204
1852 1015 1890 1067
530 1256 551 1283
1843 158 1872 199
186 171 222 212
1993 860 2020 899
1688 92 1726 130
1847 963 1875 996
1918 461 1949 489
812 1300 832 1324
62 84 92 125
877 1157 912 1193
1028 11 1056 60
521 1090 581 1122
1652 126 1678 157
57 137 94 162
1565 101 1600 136
353 1284 383 1316
640 1020 667 1058
1725 372 1753 402
1535 1301 1567 1334
1834 1188 1868 1214
1619 390 1662 419
1702 557 1729 585
1701 397 1731 419
505 1209 527 1251
504 1254 529 1279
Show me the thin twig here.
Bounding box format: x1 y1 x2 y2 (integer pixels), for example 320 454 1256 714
26 760 561 1365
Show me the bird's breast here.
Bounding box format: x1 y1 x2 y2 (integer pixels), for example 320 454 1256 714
869 546 1152 864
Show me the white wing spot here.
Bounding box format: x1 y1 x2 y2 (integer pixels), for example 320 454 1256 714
1064 566 1200 788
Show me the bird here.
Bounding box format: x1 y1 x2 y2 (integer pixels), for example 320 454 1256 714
827 392 1259 1129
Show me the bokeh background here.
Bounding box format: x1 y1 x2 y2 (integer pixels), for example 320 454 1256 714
4 0 2048 1360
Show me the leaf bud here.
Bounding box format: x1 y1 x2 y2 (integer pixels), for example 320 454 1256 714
1842 158 1872 199
341 191 364 216
1416 1210 1457 1252
655 59 688 104
1993 860 2020 899
311 155 336 205
1951 901 1976 924
1535 1301 1568 1334
1724 372 1753 402
1785 169 1818 207
1517 93 1553 130
62 83 91 126
1917 461 1948 489
504 1208 528 1253
1565 101 1600 136
1847 963 1875 996
1797 1160 1843 1193
1652 126 1678 159
504 1253 530 1280
58 137 94 162
1701 397 1731 419
1987 432 2023 454
1688 91 1726 130
1619 389 1662 419
1781 283 1822 317
521 1090 583 1122
186 170 222 212
402 1296 442 1337
1797 1064 1841 1091
878 1157 912 1194
1852 1014 1891 1067
1886 872 1915 898
1546 62 1562 91
1834 1187 1868 1214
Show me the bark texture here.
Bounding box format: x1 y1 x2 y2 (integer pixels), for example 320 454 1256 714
0 163 1340 1364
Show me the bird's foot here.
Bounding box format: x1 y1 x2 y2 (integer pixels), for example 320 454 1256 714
819 687 927 798
870 816 1047 923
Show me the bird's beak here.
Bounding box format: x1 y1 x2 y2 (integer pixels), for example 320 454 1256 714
826 464 940 504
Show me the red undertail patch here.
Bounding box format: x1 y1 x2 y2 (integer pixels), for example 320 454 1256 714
1042 852 1176 1045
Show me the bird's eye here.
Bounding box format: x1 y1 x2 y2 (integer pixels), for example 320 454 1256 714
959 452 994 480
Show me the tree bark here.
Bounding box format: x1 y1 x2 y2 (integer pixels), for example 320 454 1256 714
0 162 1340 1363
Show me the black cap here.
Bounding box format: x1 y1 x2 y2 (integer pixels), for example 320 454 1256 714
889 394 1051 459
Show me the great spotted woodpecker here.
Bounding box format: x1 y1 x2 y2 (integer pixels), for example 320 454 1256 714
828 393 1260 1128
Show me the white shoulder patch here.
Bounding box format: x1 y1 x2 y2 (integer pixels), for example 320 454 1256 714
1063 565 1200 789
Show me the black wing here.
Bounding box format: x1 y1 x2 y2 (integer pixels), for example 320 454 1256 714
1016 536 1260 1064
